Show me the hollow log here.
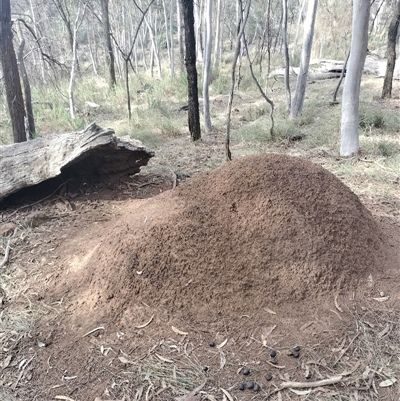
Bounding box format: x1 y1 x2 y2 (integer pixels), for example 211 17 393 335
0 122 154 202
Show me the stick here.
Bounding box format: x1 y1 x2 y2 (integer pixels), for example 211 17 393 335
82 326 104 337
280 375 343 389
0 227 18 268
0 239 11 268
333 332 360 366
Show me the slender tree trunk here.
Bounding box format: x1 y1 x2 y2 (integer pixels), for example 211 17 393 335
29 0 46 81
177 0 185 71
290 0 318 119
381 0 400 99
194 0 203 62
169 0 175 75
181 0 201 141
243 32 275 140
17 23 35 139
87 20 98 75
203 0 213 133
101 0 116 89
292 0 306 58
213 0 222 67
282 0 291 113
162 0 173 76
69 4 85 120
332 49 350 104
0 0 26 143
225 0 251 161
340 0 371 157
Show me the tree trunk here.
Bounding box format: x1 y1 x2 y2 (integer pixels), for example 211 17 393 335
290 0 318 118
17 23 36 139
69 4 85 120
177 0 185 71
101 0 116 90
162 0 174 76
225 0 251 161
203 0 213 133
181 0 201 141
213 0 222 67
282 0 291 113
29 0 46 81
0 0 26 143
381 0 400 99
340 0 371 157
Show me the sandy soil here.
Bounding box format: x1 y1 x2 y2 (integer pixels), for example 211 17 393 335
0 145 399 401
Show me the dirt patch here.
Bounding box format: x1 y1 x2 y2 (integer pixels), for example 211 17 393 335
1 153 399 401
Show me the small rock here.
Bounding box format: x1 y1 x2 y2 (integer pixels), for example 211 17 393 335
238 383 245 391
293 345 301 352
209 341 215 347
269 349 277 358
242 367 250 375
292 351 300 358
246 381 254 389
265 374 273 381
203 366 209 372
253 383 261 392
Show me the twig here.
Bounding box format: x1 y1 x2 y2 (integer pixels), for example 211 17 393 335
0 227 18 268
266 360 286 369
333 332 360 366
266 375 343 399
82 326 105 337
0 238 11 268
280 375 343 389
359 159 396 173
12 355 35 389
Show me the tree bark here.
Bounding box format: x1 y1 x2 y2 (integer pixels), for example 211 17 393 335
181 0 201 141
101 0 117 90
203 0 213 133
290 0 318 118
0 0 26 143
381 0 400 99
340 0 371 157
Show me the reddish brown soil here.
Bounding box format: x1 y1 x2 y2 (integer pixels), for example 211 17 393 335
1 153 399 401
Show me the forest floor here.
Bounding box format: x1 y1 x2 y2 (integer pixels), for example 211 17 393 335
0 76 400 401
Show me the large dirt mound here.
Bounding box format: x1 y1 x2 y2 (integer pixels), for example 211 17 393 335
65 153 386 322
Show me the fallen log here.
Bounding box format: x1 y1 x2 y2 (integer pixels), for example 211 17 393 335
0 122 155 202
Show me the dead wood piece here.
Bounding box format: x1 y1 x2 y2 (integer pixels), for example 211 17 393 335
0 123 154 202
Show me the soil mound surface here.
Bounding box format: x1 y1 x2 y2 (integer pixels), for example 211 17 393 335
63 153 385 322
